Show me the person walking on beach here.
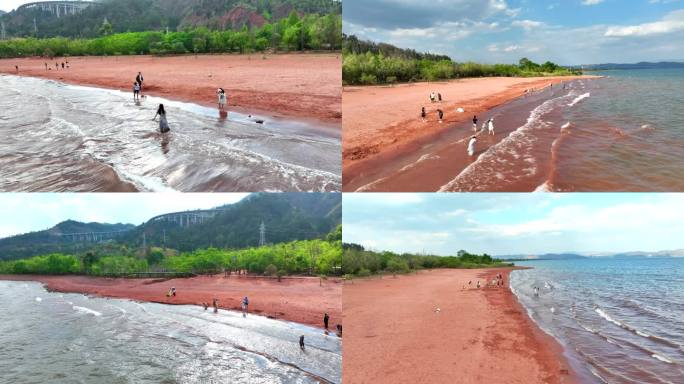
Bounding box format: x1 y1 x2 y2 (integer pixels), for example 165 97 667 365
421 107 427 122
136 72 144 91
467 136 477 157
430 92 436 103
153 104 170 133
217 88 227 110
476 281 481 289
324 313 329 330
336 324 342 337
133 82 141 101
55 62 59 70
44 62 48 71
437 93 442 102
488 118 495 136
472 115 478 132
61 62 64 69
299 335 305 350
14 65 19 73
437 109 444 124
242 296 249 317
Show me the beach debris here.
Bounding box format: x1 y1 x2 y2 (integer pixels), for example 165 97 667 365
456 107 465 113
35 297 42 302
435 307 441 313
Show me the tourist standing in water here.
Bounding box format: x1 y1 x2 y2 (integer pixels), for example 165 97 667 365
217 88 227 110
468 136 477 157
299 335 305 350
136 72 144 91
488 118 495 136
133 82 141 101
324 313 329 330
154 104 170 133
242 296 249 317
472 115 478 132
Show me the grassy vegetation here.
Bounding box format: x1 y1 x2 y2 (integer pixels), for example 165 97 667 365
0 227 342 278
342 243 513 278
0 13 341 58
342 35 581 86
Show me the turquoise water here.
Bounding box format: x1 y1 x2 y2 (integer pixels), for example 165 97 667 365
511 257 684 383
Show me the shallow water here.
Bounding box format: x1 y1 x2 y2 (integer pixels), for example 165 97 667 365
511 258 684 384
0 75 341 192
350 69 684 192
0 280 341 384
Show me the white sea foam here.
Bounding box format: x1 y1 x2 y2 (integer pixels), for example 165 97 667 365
651 354 673 364
73 306 102 317
35 297 42 302
568 93 590 107
596 308 623 327
561 122 571 129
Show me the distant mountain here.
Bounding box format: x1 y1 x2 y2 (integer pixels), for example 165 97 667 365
572 62 684 71
497 253 588 260
0 0 341 38
0 193 341 261
609 249 684 258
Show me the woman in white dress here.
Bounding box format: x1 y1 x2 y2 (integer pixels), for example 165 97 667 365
217 88 227 110
153 104 170 133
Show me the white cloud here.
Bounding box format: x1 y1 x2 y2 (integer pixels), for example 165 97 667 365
512 19 545 31
582 0 605 5
605 10 684 37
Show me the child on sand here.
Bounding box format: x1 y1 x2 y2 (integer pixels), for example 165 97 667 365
477 281 481 289
467 136 477 157
430 92 436 103
153 104 170 133
421 107 426 122
437 109 444 123
437 93 442 102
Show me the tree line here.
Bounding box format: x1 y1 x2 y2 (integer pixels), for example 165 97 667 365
0 13 341 58
342 35 581 85
0 227 342 277
342 243 513 277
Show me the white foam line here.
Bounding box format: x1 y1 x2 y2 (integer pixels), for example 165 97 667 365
73 305 102 317
568 93 590 107
651 354 673 364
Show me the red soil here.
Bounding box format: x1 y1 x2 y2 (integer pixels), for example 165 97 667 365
342 268 576 384
342 76 597 190
0 53 341 124
0 274 342 329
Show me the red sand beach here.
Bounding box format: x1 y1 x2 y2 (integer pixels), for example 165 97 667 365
0 53 341 124
342 76 597 191
0 274 341 329
343 268 575 384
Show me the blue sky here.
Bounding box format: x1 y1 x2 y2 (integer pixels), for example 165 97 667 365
0 193 248 238
342 193 684 256
344 0 684 65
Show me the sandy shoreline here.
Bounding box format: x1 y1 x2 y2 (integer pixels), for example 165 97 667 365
342 76 598 190
343 268 575 384
0 53 341 125
0 274 342 329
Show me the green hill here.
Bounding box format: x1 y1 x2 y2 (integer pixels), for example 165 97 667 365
0 0 341 38
0 192 341 260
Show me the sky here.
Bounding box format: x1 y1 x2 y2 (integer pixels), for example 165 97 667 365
343 0 684 65
342 193 684 256
0 193 248 238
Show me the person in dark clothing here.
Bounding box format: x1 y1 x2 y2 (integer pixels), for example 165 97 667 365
61 62 64 69
299 335 305 350
437 93 442 102
437 109 444 123
324 313 329 330
472 115 478 132
136 72 144 91
421 106 426 122
336 324 342 337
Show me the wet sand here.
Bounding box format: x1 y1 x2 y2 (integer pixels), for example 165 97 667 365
0 274 341 329
343 76 597 191
0 53 341 124
343 268 576 384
